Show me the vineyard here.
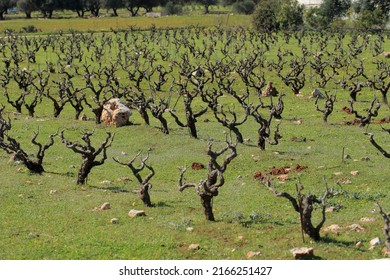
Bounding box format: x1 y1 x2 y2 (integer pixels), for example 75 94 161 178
0 25 390 259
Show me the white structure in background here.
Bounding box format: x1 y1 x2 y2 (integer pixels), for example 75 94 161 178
298 0 322 7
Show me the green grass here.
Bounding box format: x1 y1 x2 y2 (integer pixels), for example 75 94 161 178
0 24 389 260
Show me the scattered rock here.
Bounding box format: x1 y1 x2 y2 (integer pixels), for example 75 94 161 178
100 202 111 210
382 247 390 257
350 170 359 176
186 227 194 232
360 217 376 222
344 154 351 159
101 180 112 185
78 113 88 121
324 224 342 233
128 209 146 217
355 241 362 248
246 251 262 259
334 172 343 176
338 178 352 185
292 118 302 125
361 156 370 161
277 174 289 182
348 224 365 232
369 237 382 249
325 207 336 213
49 190 58 195
111 218 119 224
188 244 200 250
290 247 314 259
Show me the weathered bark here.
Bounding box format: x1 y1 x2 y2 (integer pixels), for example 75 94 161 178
178 139 237 221
114 152 155 207
265 179 332 241
61 130 114 185
0 128 57 174
376 202 390 249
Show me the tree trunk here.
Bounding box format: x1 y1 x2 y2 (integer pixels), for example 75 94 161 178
301 197 321 241
158 117 169 134
139 184 152 207
201 194 215 221
24 160 44 174
77 159 93 185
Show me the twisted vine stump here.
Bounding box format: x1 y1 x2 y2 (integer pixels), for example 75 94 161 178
376 202 390 250
178 139 237 221
0 125 57 174
61 130 114 184
265 178 334 241
114 151 155 207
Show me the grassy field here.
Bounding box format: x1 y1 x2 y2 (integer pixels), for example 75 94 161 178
0 18 389 260
0 7 250 33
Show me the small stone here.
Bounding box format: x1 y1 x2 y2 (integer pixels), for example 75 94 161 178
361 156 370 161
101 180 112 185
49 190 58 195
246 251 262 259
111 218 119 224
277 174 289 182
290 247 314 259
382 247 390 257
325 207 335 213
324 224 342 233
186 227 194 232
128 209 146 217
359 217 376 222
238 235 244 241
344 154 351 159
334 172 343 176
348 224 364 232
355 241 362 248
369 237 382 249
188 244 200 250
100 202 111 210
350 170 359 176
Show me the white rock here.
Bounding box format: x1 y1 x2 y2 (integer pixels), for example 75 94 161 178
188 244 200 250
290 247 314 259
101 98 132 127
128 209 146 217
100 202 111 210
369 237 382 249
246 251 262 259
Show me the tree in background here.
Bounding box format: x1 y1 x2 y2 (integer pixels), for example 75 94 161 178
0 0 16 20
17 0 37 18
277 0 304 30
318 0 351 26
353 0 390 28
252 0 304 32
102 0 124 16
232 0 256 15
196 0 217 14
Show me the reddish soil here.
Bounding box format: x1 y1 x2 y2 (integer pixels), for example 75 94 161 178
254 164 308 181
191 162 205 170
342 106 353 114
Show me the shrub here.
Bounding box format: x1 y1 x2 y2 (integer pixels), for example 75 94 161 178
232 0 256 15
163 2 183 15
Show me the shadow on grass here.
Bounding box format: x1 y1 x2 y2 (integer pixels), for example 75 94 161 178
89 185 130 193
319 236 358 247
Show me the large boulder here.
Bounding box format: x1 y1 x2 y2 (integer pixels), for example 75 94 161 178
101 98 132 127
